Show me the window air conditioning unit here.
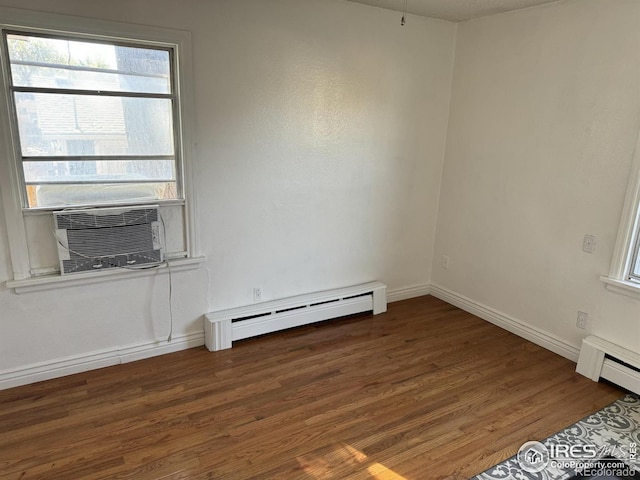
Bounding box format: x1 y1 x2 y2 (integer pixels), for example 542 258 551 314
53 205 163 275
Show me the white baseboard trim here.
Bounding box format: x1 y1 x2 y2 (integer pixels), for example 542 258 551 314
0 331 204 390
1 283 580 390
429 284 580 362
387 284 431 303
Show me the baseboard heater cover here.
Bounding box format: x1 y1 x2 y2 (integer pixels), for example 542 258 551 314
204 281 387 351
576 335 640 394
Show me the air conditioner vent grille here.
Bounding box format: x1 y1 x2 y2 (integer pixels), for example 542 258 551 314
67 224 154 258
62 251 162 274
55 208 159 230
54 206 163 275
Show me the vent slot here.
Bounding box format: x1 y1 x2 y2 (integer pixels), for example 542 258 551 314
343 293 371 300
604 354 640 374
275 305 307 314
232 312 272 323
310 298 340 307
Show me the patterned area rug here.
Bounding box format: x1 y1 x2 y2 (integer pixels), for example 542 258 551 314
472 394 640 479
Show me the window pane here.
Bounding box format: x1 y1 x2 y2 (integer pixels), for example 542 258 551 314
27 182 177 208
633 251 640 279
7 34 170 94
23 159 176 183
14 92 175 156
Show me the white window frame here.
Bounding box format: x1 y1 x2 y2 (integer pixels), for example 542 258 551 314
601 129 640 300
0 7 201 288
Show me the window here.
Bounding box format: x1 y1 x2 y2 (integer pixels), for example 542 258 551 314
3 32 180 209
0 8 200 287
601 131 640 298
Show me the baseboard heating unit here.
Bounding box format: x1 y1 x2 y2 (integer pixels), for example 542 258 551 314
204 281 387 351
576 335 640 394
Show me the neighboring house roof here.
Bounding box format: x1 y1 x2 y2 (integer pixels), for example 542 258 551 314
18 71 127 138
34 94 126 137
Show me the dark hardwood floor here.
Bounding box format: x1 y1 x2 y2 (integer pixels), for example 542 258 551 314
0 296 622 479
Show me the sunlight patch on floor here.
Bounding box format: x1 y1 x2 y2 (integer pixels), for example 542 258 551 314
297 442 407 479
367 462 407 480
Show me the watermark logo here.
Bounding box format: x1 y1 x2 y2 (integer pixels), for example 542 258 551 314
517 441 550 473
517 440 639 475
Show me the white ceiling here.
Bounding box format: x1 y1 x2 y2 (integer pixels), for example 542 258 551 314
344 0 561 22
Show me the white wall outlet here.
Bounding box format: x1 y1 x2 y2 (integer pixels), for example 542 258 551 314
582 234 596 253
441 255 450 270
576 311 589 330
253 288 262 302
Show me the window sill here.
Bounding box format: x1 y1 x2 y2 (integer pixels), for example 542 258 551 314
22 199 186 215
600 276 640 301
5 256 206 294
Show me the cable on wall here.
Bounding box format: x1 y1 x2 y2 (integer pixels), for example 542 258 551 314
401 0 408 26
159 212 173 342
51 209 175 343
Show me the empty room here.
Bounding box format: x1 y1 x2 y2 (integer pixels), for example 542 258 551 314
0 0 639 478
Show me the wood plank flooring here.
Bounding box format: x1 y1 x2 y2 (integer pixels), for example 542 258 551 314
0 296 622 479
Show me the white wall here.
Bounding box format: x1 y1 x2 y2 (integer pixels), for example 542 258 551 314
432 0 640 353
0 0 456 373
5 0 635 384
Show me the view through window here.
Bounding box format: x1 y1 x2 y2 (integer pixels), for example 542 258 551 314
5 32 180 208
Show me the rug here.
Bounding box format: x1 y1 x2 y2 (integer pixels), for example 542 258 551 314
471 394 640 480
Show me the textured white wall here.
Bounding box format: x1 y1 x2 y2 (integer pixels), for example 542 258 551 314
0 0 456 371
432 0 640 353
5 0 635 381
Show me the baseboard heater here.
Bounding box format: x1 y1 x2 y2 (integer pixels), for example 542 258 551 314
576 335 640 394
204 281 387 351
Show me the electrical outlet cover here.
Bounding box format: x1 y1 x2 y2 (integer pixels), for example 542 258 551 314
583 235 596 253
253 288 262 302
576 311 589 330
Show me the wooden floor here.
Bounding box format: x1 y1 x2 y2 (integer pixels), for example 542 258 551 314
0 296 622 480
